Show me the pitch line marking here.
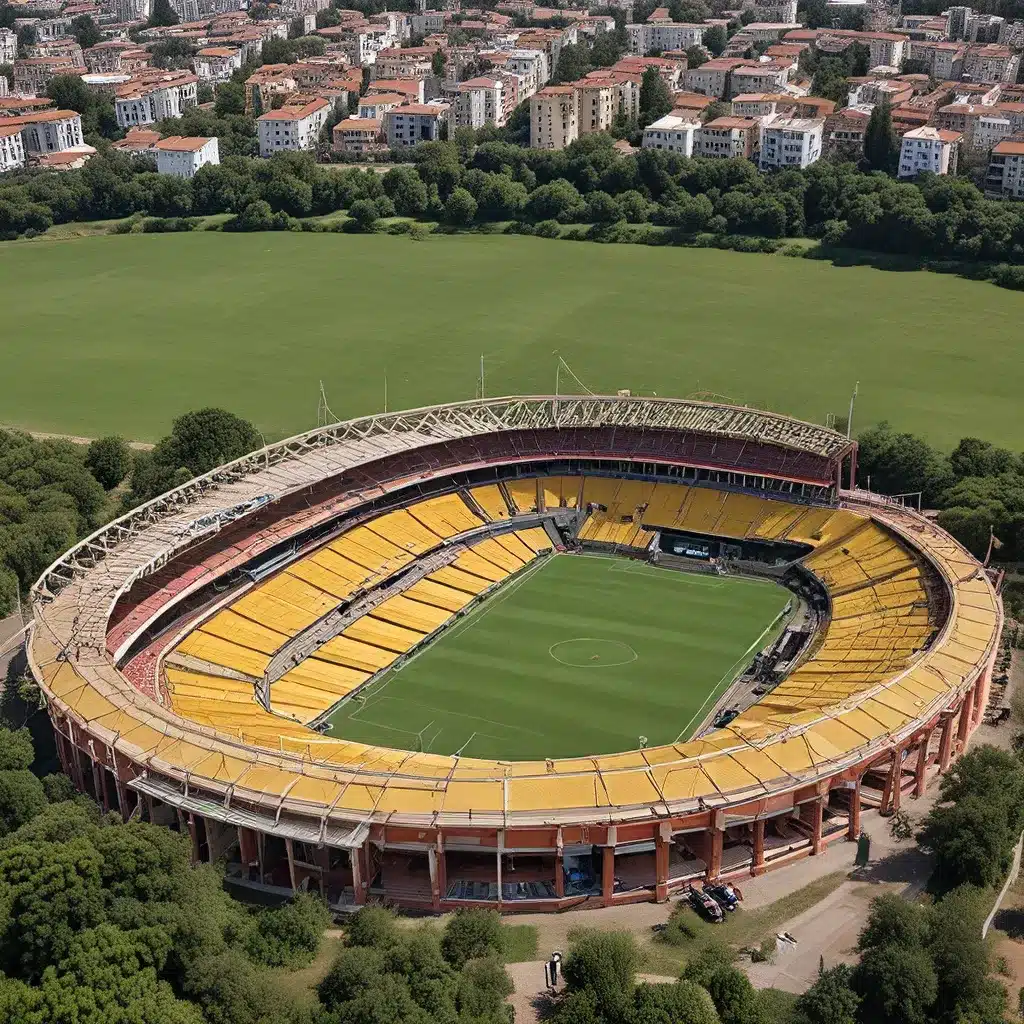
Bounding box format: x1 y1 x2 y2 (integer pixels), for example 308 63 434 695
549 637 638 668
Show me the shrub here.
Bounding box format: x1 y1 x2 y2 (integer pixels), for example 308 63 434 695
534 219 560 238
442 909 505 968
345 905 398 949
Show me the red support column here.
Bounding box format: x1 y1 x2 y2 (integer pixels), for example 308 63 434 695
752 819 766 876
972 676 986 726
352 842 366 904
601 846 615 902
655 825 670 902
436 833 446 904
847 779 862 840
90 758 104 808
879 757 896 816
802 798 824 855
891 758 903 814
938 712 954 772
554 829 565 900
913 731 931 799
957 689 973 748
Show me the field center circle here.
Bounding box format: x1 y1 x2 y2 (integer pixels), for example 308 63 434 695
549 638 638 668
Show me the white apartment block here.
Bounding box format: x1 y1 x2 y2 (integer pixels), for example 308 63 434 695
641 113 699 155
385 102 449 147
453 76 505 129
626 21 704 56
154 136 220 178
984 139 1024 198
748 0 798 22
0 76 6 98
530 85 577 149
683 61 739 99
332 117 384 155
0 123 25 172
256 97 329 156
193 47 243 84
575 81 614 135
964 44 1020 83
759 116 823 169
974 114 1010 153
695 116 759 158
2 109 85 157
898 126 961 178
14 56 85 96
729 63 790 98
503 49 549 97
114 74 198 128
0 28 17 64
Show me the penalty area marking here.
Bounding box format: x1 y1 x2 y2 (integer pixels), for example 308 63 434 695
549 637 638 668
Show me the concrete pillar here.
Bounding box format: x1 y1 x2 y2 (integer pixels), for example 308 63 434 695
115 778 131 820
957 689 973 747
285 838 298 892
847 779 862 840
238 827 260 873
90 758 104 808
601 845 615 900
352 842 365 904
913 731 931 798
554 829 564 899
880 754 898 814
752 819 766 876
99 768 112 815
428 847 440 910
705 828 723 882
655 824 670 902
808 797 824 855
972 674 986 725
436 833 446 903
938 712 955 772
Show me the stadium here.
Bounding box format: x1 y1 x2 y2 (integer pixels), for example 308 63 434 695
27 395 1002 912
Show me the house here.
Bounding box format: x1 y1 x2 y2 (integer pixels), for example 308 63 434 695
695 115 761 158
0 122 25 172
898 125 962 177
357 91 407 119
153 135 219 177
385 102 449 148
256 97 330 156
114 71 198 128
759 116 824 169
530 84 577 149
193 47 243 84
641 112 699 155
984 138 1024 198
332 117 385 154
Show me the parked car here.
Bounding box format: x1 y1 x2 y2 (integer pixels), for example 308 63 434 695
686 885 724 923
705 882 740 912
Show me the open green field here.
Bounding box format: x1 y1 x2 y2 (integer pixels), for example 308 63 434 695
2 232 1022 448
325 554 789 760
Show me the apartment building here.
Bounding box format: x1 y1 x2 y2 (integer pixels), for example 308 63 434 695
696 115 760 158
2 108 85 157
574 80 614 135
530 84 577 149
907 39 966 79
193 47 242 83
13 55 86 96
984 138 1024 198
641 112 699 155
584 69 642 122
385 102 449 147
974 113 1011 152
114 71 198 128
244 64 298 114
357 91 407 119
759 116 823 169
453 76 508 129
0 28 18 64
898 125 962 177
503 49 549 97
154 135 219 177
0 122 25 172
936 103 985 151
332 117 385 154
812 29 910 69
823 105 871 158
372 46 434 79
626 21 704 56
684 59 753 100
728 62 791 99
964 44 1020 83
256 97 330 156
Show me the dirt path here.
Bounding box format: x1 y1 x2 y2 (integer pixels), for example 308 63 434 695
9 428 154 450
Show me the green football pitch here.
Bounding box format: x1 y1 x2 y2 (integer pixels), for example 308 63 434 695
325 554 790 760
2 232 1024 448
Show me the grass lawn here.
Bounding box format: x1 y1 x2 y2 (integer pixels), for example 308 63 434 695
0 232 1022 448
324 554 789 760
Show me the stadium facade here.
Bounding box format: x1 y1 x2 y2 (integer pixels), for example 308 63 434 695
28 397 1001 911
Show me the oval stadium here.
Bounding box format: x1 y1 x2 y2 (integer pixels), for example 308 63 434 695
27 396 1002 913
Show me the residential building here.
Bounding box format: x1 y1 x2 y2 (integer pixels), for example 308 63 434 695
684 59 753 100
898 125 962 177
626 20 704 56
0 122 25 172
823 104 871 158
357 91 407 119
256 97 329 156
0 76 7 99
110 127 162 154
530 84 577 149
984 138 1024 197
385 101 449 147
453 76 506 129
332 116 385 154
244 64 298 115
812 29 910 69
994 102 1024 134
947 5 971 40
154 135 219 177
975 113 1011 153
114 71 198 128
740 22 802 43
641 112 699 155
728 62 791 99
696 115 761 158
847 78 914 108
0 28 17 64
936 103 985 151
503 49 549 97
193 46 242 84
574 80 613 135
2 108 86 157
964 43 1020 83
13 55 86 96
907 39 966 79
366 78 424 103
759 115 824 168
731 93 792 117
750 0 798 22
372 46 434 79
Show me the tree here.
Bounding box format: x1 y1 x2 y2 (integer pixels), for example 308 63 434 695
16 25 37 48
855 421 953 504
431 48 447 77
215 81 246 116
383 166 428 216
685 44 707 69
553 43 592 84
71 15 101 49
85 436 132 490
148 0 179 27
681 942 735 989
794 964 860 1024
706 966 763 1024
703 25 727 56
0 728 34 772
631 980 719 1024
851 944 937 1024
346 198 380 232
586 190 623 223
0 771 47 836
639 66 672 126
441 909 504 968
525 179 585 222
318 946 386 1009
857 894 928 952
563 931 638 1021
153 408 261 478
863 101 898 174
346 905 399 949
